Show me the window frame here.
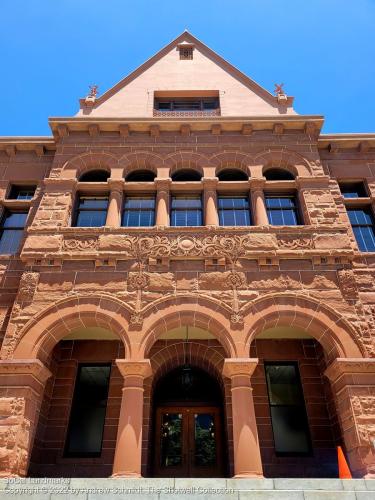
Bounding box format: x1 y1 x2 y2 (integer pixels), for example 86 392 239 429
64 363 112 458
339 181 368 199
264 361 312 457
170 193 203 227
218 193 252 227
121 194 156 227
347 205 375 252
0 209 29 255
265 192 301 226
73 193 109 228
7 185 37 201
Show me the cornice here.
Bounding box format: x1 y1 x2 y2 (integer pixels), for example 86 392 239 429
324 358 375 383
48 115 325 137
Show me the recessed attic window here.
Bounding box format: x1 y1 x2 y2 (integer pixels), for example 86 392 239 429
180 47 193 60
177 43 194 60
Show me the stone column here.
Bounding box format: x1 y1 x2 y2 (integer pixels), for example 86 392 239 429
325 358 375 478
0 359 52 477
250 179 268 225
106 180 123 227
112 359 152 477
202 177 219 226
155 178 171 226
223 358 263 477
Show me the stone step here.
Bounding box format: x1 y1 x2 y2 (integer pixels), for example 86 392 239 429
0 478 374 499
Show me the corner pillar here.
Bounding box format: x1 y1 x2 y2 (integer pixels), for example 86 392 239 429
155 178 171 226
325 358 375 478
112 359 152 477
223 358 263 477
0 359 52 477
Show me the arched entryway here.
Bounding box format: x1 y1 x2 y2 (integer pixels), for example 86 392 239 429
152 365 226 477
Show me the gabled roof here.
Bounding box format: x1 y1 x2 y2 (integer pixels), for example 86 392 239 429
79 30 293 110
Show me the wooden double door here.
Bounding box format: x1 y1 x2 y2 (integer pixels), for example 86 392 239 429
154 405 224 477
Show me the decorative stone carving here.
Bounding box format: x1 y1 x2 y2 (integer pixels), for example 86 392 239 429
128 272 150 290
128 270 150 326
227 271 246 325
278 236 313 249
338 269 359 300
352 395 375 446
62 237 99 251
17 272 39 302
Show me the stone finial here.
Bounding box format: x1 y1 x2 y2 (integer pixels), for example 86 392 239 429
84 84 98 107
274 83 288 104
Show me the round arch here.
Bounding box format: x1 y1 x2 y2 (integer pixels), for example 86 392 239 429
254 149 312 178
120 151 161 178
60 152 118 179
164 151 210 178
210 151 252 177
138 295 236 358
8 295 132 362
242 293 364 360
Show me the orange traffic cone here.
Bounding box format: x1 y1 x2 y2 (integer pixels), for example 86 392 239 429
337 446 352 479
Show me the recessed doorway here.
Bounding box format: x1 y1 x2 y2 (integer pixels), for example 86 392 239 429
152 366 226 477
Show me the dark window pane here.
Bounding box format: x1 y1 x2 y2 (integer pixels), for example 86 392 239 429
264 169 294 181
125 170 156 182
340 182 367 198
270 406 311 454
265 365 303 405
8 185 36 200
79 170 109 182
65 365 111 456
78 198 108 209
3 213 28 228
0 230 24 254
194 413 217 466
265 363 311 455
160 413 182 467
76 211 107 227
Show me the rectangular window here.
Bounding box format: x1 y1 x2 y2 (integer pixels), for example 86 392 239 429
74 195 108 227
265 363 311 455
122 196 155 227
65 364 111 457
8 185 37 200
347 207 375 252
265 195 300 225
218 195 251 226
0 211 28 254
339 182 367 198
154 98 219 112
171 195 202 226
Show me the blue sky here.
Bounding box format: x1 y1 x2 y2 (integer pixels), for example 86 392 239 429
1 0 374 136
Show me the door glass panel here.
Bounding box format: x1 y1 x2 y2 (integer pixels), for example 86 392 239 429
194 413 216 466
160 413 182 467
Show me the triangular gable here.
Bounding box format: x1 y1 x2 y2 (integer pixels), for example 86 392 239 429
76 31 295 117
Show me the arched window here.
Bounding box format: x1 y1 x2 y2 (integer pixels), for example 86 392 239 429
79 170 110 182
125 170 156 182
171 169 202 182
217 169 248 181
264 168 295 181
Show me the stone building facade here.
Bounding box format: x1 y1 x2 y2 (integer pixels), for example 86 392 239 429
0 31 374 479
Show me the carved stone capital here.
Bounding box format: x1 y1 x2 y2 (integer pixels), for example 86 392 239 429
0 359 52 385
116 359 152 379
249 178 266 191
222 358 259 378
108 179 124 193
154 178 172 192
202 177 219 190
324 358 375 383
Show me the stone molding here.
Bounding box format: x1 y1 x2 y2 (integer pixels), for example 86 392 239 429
222 358 259 378
0 359 52 385
324 358 375 383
